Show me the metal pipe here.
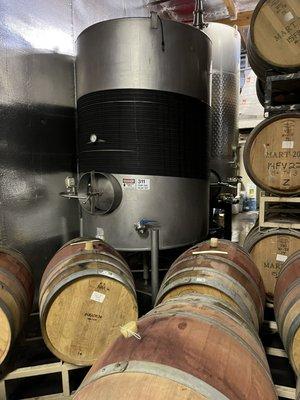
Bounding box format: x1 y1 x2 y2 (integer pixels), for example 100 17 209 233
150 228 159 304
79 216 83 237
193 0 206 30
143 253 149 285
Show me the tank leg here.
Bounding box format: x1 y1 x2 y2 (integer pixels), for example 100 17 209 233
150 228 160 305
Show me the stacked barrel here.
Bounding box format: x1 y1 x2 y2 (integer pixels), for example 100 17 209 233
74 239 278 399
247 0 300 105
244 0 300 301
274 251 300 387
0 247 34 365
39 238 138 366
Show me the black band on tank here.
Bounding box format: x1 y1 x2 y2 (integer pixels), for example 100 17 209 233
77 89 210 179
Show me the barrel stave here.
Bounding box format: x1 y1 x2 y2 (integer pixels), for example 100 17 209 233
39 238 138 366
274 251 300 375
248 0 300 81
244 226 300 300
74 296 277 400
0 248 33 365
244 113 300 196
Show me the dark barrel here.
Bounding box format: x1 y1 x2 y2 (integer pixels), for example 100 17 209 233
74 294 277 400
156 238 265 330
274 251 300 375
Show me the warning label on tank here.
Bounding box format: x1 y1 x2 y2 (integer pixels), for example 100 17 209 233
136 178 150 190
122 178 136 189
122 177 151 190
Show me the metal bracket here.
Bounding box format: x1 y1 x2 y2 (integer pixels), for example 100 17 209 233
264 71 300 114
135 219 160 304
150 11 158 29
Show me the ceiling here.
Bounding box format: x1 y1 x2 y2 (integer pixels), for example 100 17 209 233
147 0 259 24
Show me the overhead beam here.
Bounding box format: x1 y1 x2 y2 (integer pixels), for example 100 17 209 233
147 0 169 5
223 0 237 19
217 10 253 27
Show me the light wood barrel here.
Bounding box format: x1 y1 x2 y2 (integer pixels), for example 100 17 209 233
274 251 300 375
247 0 300 81
0 247 34 365
244 113 300 196
74 294 277 400
244 225 300 301
156 239 265 330
39 238 138 366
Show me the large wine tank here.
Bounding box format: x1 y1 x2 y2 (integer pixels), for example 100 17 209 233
203 23 241 185
75 17 212 251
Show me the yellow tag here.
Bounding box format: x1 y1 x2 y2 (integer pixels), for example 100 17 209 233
84 241 94 251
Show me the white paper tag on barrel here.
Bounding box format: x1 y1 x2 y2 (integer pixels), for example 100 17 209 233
282 141 294 149
276 254 288 263
90 291 106 303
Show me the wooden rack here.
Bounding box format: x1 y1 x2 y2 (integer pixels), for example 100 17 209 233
259 193 300 230
263 303 297 400
0 307 298 399
0 313 87 399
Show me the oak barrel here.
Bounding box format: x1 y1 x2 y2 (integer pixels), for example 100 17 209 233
244 113 300 196
0 247 34 364
74 294 277 400
247 0 300 81
156 239 265 330
274 250 300 374
39 238 138 366
244 224 300 300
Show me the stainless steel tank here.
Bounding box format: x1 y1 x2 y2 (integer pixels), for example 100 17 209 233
75 16 212 251
203 23 241 184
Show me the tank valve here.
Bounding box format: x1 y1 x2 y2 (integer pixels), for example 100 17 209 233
65 177 76 195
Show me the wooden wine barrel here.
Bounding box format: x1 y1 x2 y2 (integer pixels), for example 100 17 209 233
0 247 34 364
156 239 265 330
274 251 300 374
39 238 138 366
244 224 300 301
247 0 300 81
74 294 277 400
244 113 300 196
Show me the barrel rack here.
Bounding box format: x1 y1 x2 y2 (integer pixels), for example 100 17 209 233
0 312 87 399
259 193 300 230
263 71 300 116
259 69 300 400
0 308 298 399
263 303 297 400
